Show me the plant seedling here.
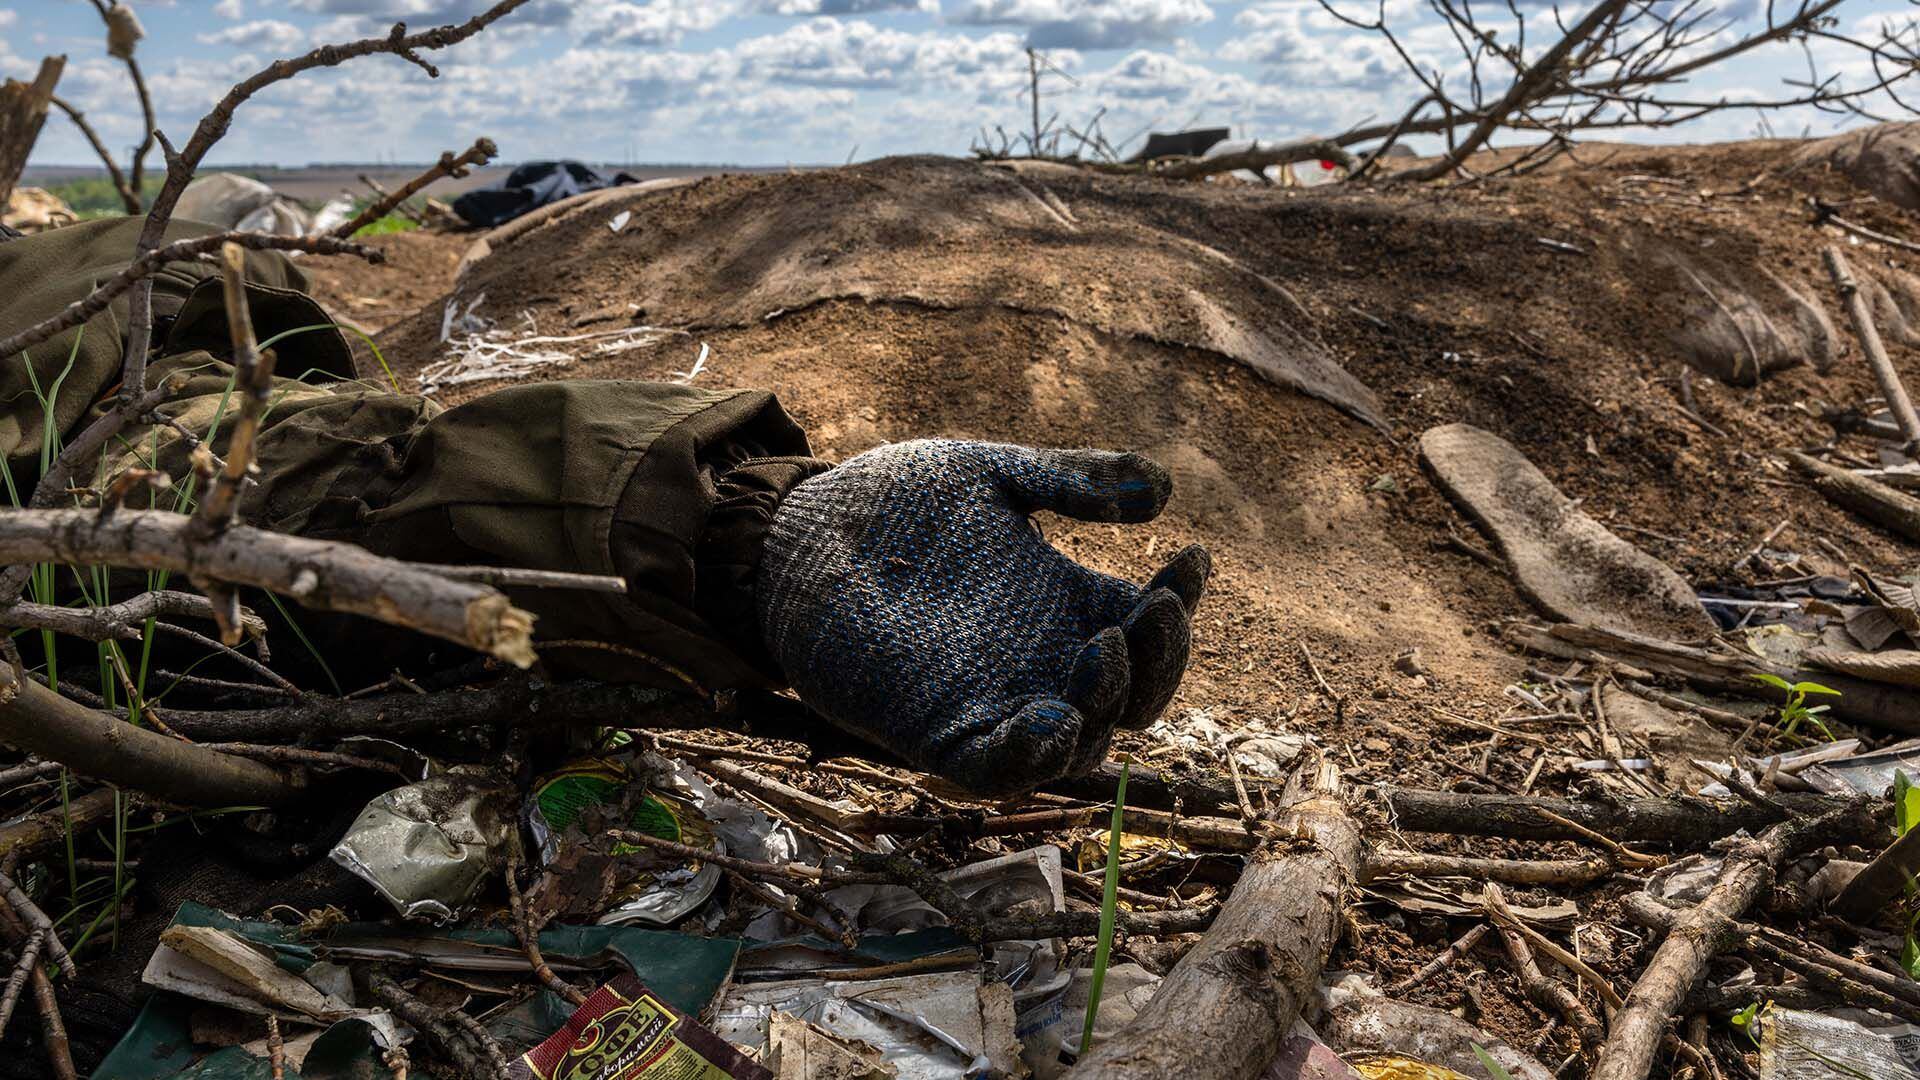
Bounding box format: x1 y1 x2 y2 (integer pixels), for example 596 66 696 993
1748 673 1841 741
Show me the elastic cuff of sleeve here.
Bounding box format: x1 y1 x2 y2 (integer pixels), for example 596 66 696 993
694 456 832 678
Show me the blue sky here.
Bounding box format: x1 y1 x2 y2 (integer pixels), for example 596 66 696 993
6 0 1918 167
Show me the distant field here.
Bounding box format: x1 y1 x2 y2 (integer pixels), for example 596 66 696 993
20 162 794 206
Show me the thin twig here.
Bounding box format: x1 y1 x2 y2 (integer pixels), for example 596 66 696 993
333 138 496 238
0 873 73 978
0 929 44 1038
504 847 585 1005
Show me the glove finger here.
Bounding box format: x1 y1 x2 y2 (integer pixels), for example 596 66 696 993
1064 626 1130 731
1062 627 1129 775
935 698 1084 796
999 448 1171 524
1116 588 1192 730
1146 544 1211 613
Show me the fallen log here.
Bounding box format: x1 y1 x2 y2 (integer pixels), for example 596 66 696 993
1591 804 1876 1080
1786 450 1920 543
1065 754 1361 1080
0 664 305 807
1381 786 1876 845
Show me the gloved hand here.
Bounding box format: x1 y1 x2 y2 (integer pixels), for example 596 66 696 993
757 439 1209 794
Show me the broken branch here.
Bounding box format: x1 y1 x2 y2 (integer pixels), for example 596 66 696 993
1065 754 1360 1079
333 138 496 238
0 509 535 664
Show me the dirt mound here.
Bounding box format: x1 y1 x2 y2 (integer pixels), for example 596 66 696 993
297 131 1920 790
385 155 1383 427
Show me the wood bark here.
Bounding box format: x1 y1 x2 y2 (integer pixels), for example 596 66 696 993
1381 785 1872 845
0 57 63 210
0 788 116 862
1064 756 1361 1080
0 508 535 665
1591 806 1875 1080
0 665 304 806
159 677 732 742
1787 450 1920 543
1824 246 1920 447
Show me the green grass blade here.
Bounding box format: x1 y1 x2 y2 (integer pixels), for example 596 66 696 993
1079 763 1129 1057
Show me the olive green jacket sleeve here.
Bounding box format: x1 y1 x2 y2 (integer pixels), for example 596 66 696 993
0 219 823 692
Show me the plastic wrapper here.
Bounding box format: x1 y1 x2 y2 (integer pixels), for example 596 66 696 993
1014 962 1159 1079
713 970 1022 1080
329 769 515 922
1755 1006 1920 1077
509 973 771 1080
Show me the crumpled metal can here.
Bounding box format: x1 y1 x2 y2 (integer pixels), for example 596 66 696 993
329 769 515 923
525 755 724 926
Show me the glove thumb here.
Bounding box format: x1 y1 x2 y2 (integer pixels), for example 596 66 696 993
997 448 1171 523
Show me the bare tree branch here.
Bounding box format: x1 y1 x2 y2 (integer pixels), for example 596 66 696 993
47 95 137 214
333 137 496 238
0 509 537 665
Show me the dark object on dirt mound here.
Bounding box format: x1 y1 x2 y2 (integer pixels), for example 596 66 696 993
452 161 636 228
1128 128 1231 163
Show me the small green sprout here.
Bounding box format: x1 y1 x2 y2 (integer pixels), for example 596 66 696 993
1748 673 1842 741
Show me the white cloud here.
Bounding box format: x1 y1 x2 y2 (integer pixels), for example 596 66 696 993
758 0 937 12
950 0 1212 50
730 19 1037 90
213 0 245 17
569 0 733 45
0 11 15 30
197 19 308 52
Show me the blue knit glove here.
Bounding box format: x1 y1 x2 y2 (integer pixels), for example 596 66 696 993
757 440 1209 794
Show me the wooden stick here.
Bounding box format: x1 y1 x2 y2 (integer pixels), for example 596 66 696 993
0 664 303 806
1365 850 1615 886
334 139 495 238
1624 893 1920 1021
1591 806 1872 1080
0 508 535 665
266 1014 285 1080
0 872 72 978
1824 245 1920 447
48 95 136 214
1380 785 1870 845
358 175 426 225
504 848 585 1006
1785 450 1920 543
1487 884 1604 1049
0 929 44 1037
1064 754 1361 1079
1388 922 1490 994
